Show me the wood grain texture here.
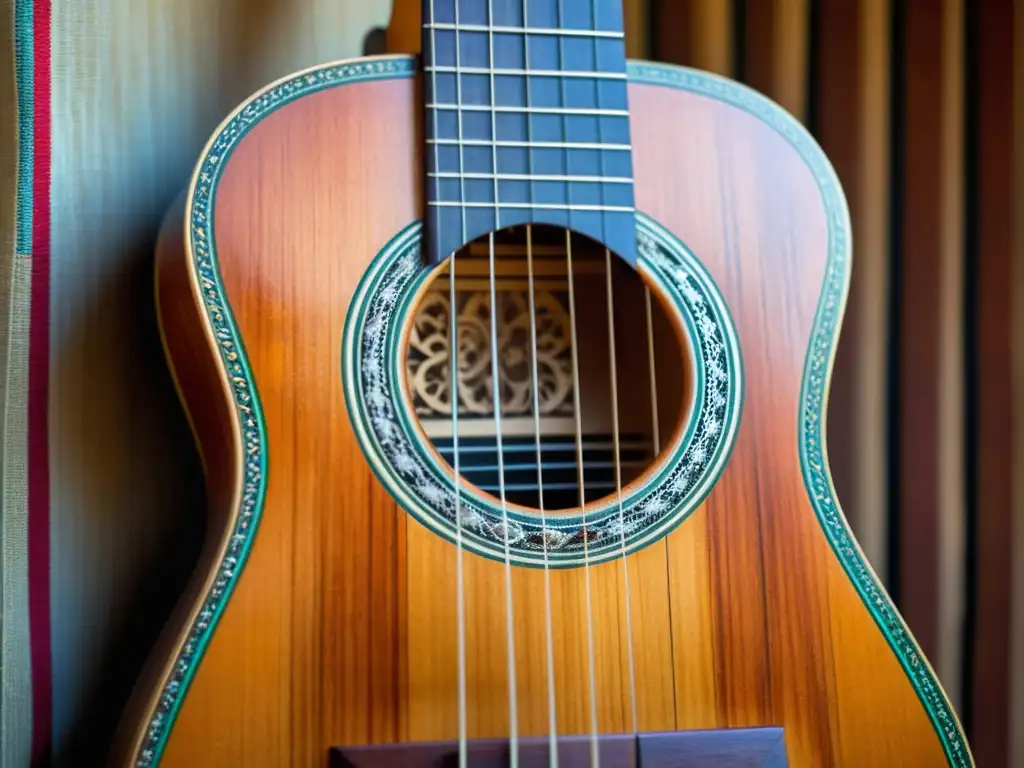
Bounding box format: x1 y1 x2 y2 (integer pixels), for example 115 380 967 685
851 0 892 581
966 0 1014 762
895 0 944 662
1012 5 1024 765
118 57 971 767
937 0 966 714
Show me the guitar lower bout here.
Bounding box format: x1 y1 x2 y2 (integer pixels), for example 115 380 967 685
113 52 972 768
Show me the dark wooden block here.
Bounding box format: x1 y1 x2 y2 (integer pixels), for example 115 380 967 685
638 727 788 767
330 727 787 767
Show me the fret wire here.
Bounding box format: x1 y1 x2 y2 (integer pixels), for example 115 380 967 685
557 0 573 222
487 3 501 230
427 103 628 116
453 8 468 246
426 22 625 39
427 138 631 150
428 201 635 211
425 65 627 80
523 2 536 228
429 171 632 183
420 0 638 266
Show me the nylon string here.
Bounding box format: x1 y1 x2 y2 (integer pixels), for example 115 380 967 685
488 230 520 766
521 0 560 760
446 0 469 763
487 1 520 765
595 0 640 737
645 283 680 718
556 0 600 762
644 287 661 456
605 249 639 735
526 226 560 768
565 230 601 766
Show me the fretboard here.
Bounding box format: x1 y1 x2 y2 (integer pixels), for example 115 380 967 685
422 0 637 267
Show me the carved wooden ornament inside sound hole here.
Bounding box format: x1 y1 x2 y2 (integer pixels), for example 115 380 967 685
402 224 693 518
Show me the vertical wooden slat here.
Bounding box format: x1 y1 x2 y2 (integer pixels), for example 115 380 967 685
854 0 892 579
690 0 734 76
815 0 864 555
623 0 649 59
885 0 905 603
893 0 943 662
653 0 692 67
1011 1 1024 762
654 0 734 76
742 0 775 96
815 0 894 588
965 0 1014 762
738 0 809 122
936 0 965 713
773 0 809 122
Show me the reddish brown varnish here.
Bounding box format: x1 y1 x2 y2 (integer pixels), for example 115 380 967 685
111 54 967 768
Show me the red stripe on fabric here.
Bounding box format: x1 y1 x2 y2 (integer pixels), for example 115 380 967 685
29 0 53 764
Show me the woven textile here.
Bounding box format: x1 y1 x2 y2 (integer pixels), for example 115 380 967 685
5 1 50 766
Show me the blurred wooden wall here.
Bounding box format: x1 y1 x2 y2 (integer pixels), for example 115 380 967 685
646 1 1020 765
2 0 1020 765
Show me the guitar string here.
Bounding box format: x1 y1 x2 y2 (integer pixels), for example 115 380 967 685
520 0 560 763
526 227 561 768
644 289 661 456
442 2 641 763
596 0 640 739
555 0 601 764
446 0 469 763
450 2 642 762
645 284 679 719
565 230 601 768
605 248 639 736
490 231 521 768
486 2 520 766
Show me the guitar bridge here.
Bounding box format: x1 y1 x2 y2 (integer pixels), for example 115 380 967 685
331 727 788 766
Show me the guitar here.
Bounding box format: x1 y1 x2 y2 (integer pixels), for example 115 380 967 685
116 0 973 765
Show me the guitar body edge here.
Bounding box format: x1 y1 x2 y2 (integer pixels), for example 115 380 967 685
114 54 973 768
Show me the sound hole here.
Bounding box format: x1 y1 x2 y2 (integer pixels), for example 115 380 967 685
404 224 691 515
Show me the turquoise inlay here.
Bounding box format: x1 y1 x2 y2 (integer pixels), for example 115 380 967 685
139 52 972 768
342 215 742 568
14 0 34 254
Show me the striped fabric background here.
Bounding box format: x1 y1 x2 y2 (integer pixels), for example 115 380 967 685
1 0 1020 766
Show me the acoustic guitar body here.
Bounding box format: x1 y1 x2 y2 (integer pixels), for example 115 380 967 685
117 7 972 767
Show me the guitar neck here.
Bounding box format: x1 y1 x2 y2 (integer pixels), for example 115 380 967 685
421 0 637 266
